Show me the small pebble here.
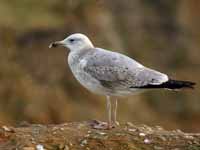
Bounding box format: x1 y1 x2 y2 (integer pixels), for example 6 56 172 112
155 126 163 131
188 140 193 145
60 127 64 131
98 132 106 135
128 128 136 132
31 138 36 144
144 138 151 144
36 144 44 150
176 129 183 133
2 126 12 132
52 126 59 131
87 130 92 133
52 131 57 135
80 139 87 146
139 133 146 137
85 134 90 137
159 136 166 141
185 135 194 140
126 122 134 127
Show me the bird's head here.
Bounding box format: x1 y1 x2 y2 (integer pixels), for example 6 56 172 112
49 33 94 51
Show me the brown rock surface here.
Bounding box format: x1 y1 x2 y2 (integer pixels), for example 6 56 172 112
0 121 200 150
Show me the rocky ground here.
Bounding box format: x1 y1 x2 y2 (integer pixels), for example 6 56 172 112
0 121 200 150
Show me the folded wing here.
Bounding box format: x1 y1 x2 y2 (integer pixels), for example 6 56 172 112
82 48 168 90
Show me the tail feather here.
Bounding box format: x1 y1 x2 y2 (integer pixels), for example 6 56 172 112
134 79 196 89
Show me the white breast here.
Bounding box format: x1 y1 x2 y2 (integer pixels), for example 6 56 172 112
68 52 109 95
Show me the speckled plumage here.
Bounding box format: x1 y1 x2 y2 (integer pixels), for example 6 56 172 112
68 47 168 96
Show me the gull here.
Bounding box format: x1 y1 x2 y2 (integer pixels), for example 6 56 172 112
49 33 195 129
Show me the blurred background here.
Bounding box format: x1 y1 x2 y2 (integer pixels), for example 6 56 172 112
0 0 199 132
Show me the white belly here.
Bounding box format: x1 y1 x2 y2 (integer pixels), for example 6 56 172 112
68 56 108 95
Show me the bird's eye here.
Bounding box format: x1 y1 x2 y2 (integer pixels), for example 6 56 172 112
69 39 75 43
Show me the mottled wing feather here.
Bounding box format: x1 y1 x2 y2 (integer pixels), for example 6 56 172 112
82 48 168 90
84 66 139 90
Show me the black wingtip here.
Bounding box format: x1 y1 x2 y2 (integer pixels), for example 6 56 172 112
130 79 196 90
167 79 196 89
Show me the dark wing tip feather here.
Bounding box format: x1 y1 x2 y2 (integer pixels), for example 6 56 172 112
168 79 196 89
130 79 196 90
